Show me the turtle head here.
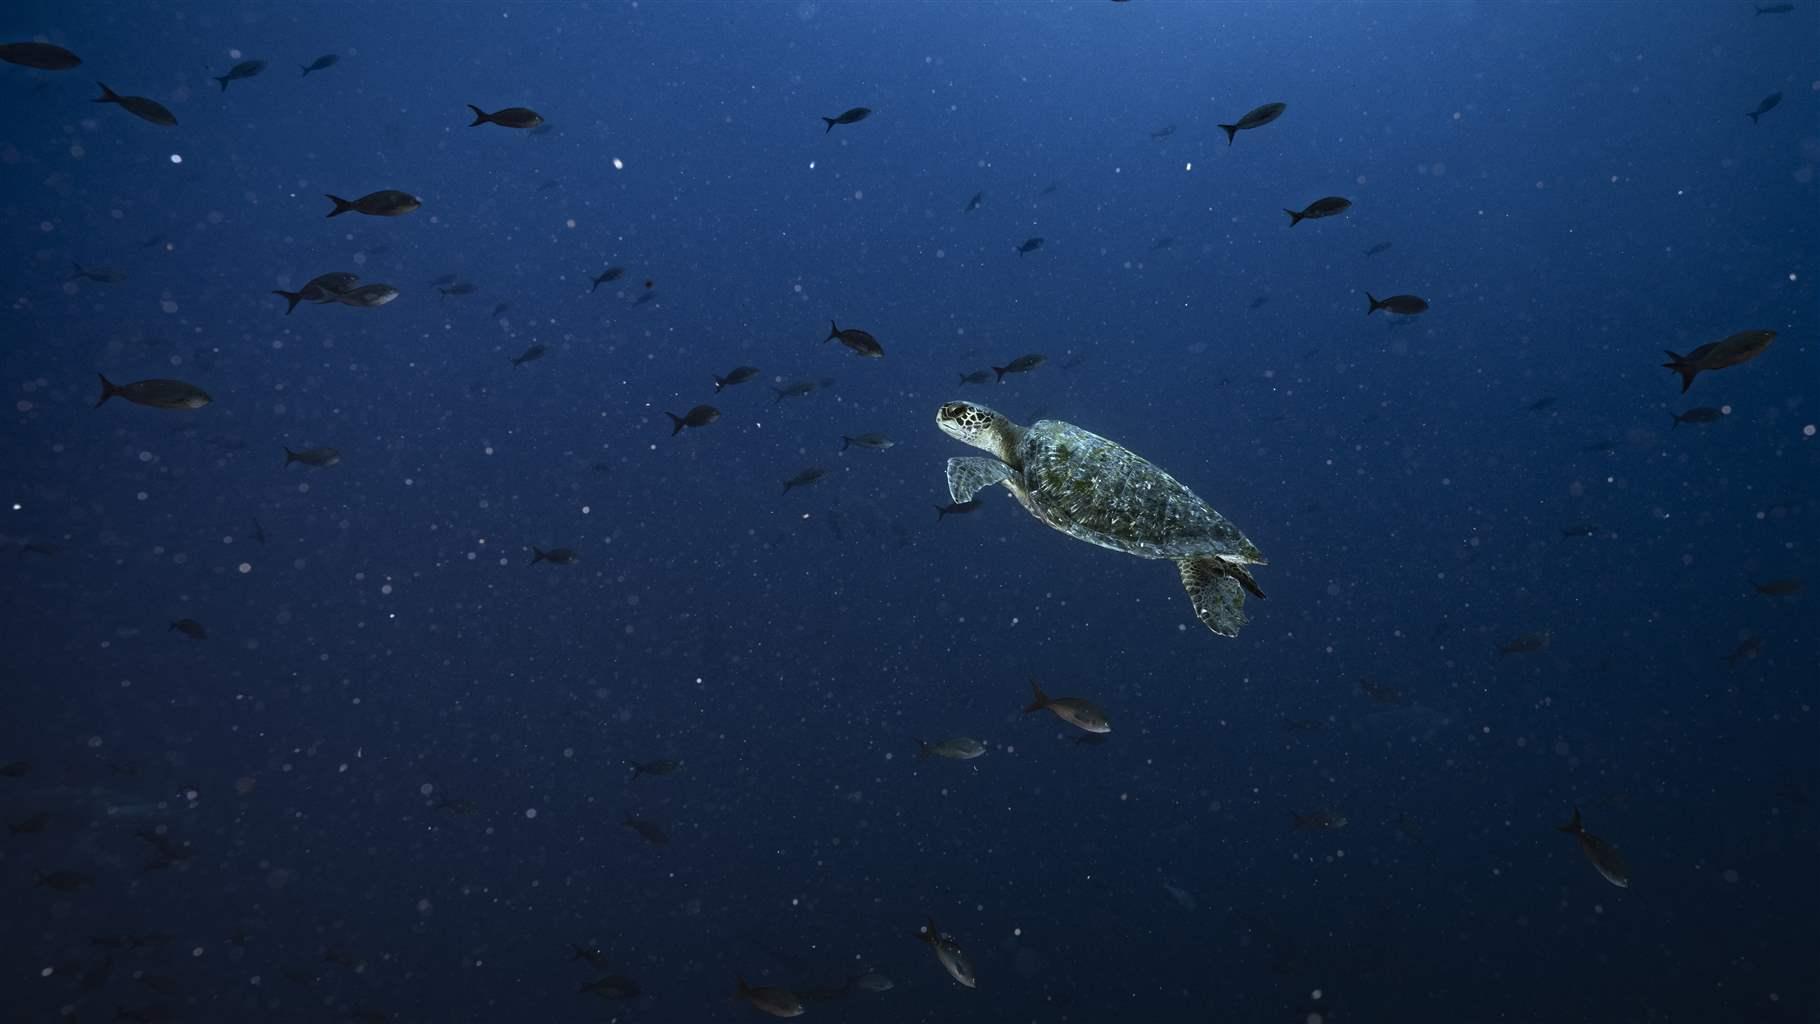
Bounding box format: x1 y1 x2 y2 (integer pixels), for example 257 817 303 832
937 401 1009 451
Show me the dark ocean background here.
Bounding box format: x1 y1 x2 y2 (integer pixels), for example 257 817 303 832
3 2 1818 1022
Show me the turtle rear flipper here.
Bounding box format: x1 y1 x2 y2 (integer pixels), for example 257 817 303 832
946 457 1012 504
1178 557 1248 637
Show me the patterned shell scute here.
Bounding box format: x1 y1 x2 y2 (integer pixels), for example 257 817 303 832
1015 421 1259 561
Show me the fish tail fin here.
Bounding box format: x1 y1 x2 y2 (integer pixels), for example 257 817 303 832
992 366 1007 383
213 75 229 92
94 372 117 408
324 194 355 218
781 481 794 495
272 289 304 314
772 388 785 404
1284 209 1303 227
1661 351 1698 393
823 117 836 133
1556 807 1583 834
667 413 686 436
840 436 852 451
914 738 931 759
1366 292 1381 314
300 65 311 76
1670 412 1681 430
1747 111 1760 125
69 261 85 281
1218 123 1238 144
712 376 726 393
530 547 546 565
94 81 120 104
168 621 179 632
467 104 490 127
625 760 643 779
1023 677 1049 714
283 447 298 466
935 505 947 520
826 319 840 342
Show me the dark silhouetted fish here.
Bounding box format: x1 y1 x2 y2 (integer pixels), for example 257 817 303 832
1662 330 1774 392
169 619 207 640
1285 196 1350 226
1524 397 1557 412
1752 578 1802 597
1150 124 1176 140
511 344 546 367
1755 2 1794 11
782 468 827 494
958 369 994 385
626 759 681 780
1557 807 1629 888
822 106 871 132
531 546 578 565
936 499 981 520
1499 630 1550 655
1249 295 1269 309
438 282 476 298
1023 678 1110 733
841 432 893 451
1017 237 1044 255
772 378 832 403
251 518 266 545
1 42 81 70
93 82 175 125
622 814 669 845
69 261 125 283
283 446 340 468
1367 293 1428 315
1038 181 1059 197
591 267 625 292
1364 242 1392 256
666 405 720 435
1560 524 1599 539
35 869 93 892
325 190 420 218
490 302 509 318
580 975 642 999
714 366 760 392
467 104 543 128
1151 236 1176 251
993 353 1045 382
964 191 984 212
272 271 359 313
1670 406 1722 429
826 321 883 358
300 54 338 76
1745 91 1781 124
1723 636 1761 666
212 59 265 92
736 977 804 1018
95 374 209 410
1217 101 1285 144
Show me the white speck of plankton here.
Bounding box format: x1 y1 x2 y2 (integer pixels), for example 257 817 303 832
170 154 182 164
613 158 624 170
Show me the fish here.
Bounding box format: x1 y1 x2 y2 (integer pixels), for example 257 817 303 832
964 191 984 212
1022 678 1110 733
914 918 976 988
936 499 981 520
335 283 400 308
1746 91 1782 124
0 42 82 70
432 797 476 814
10 810 51 834
251 518 267 545
626 759 680 780
1248 295 1269 310
1150 236 1176 251
35 869 94 892
958 369 995 386
69 261 125 283
772 378 832 403
0 761 30 777
272 271 360 313
1756 2 1794 11
993 353 1045 382
825 320 883 358
530 547 578 565
1358 679 1408 706
490 302 510 318
95 374 209 410
570 945 609 968
1723 636 1762 666
840 432 894 451
169 619 207 640
1752 578 1803 597
1285 196 1350 226
591 266 626 292
212 59 265 92
782 467 827 494
1556 807 1629 888
1150 124 1176 140
1367 293 1429 315
1161 879 1198 911
822 106 871 132
916 737 985 759
300 54 338 76
579 975 641 999
325 190 420 218
1662 330 1775 392
1670 407 1723 429
1217 101 1286 144
1498 630 1550 656
93 82 176 126
283 446 341 468
1280 717 1325 733
714 366 760 392
1524 396 1557 412
1559 523 1599 539
1291 809 1349 831
850 970 894 993
736 977 804 1017
666 404 720 435
467 104 543 129
511 344 546 367
1364 241 1393 256
1016 236 1044 255
633 289 657 306
438 282 477 298
622 814 669 846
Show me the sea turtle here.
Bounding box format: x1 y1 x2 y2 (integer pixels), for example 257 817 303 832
935 401 1266 637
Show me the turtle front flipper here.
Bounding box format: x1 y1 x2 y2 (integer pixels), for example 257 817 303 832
1178 557 1249 637
946 457 1013 504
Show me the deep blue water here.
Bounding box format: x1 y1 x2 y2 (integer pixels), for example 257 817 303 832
3 2 1818 1022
